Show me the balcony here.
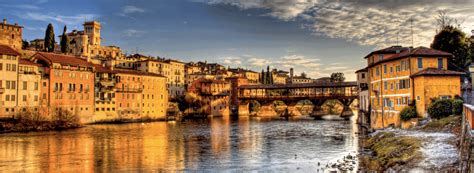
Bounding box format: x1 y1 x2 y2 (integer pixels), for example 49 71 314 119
0 88 4 94
116 87 143 93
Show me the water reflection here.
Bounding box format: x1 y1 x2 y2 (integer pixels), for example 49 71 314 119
0 115 358 172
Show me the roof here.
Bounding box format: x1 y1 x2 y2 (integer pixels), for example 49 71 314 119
239 81 357 89
198 78 228 84
368 47 452 68
0 22 23 28
33 52 93 67
410 68 464 77
363 46 409 59
94 65 116 73
355 68 368 73
19 59 40 66
114 69 165 78
0 45 20 56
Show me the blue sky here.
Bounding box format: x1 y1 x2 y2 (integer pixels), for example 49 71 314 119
1 0 473 80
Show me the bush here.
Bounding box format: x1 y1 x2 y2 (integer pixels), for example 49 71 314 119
427 99 453 119
400 106 417 121
452 99 463 115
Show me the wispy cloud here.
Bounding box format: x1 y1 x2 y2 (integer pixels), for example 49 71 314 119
1 4 40 10
124 29 146 37
18 12 98 25
200 0 474 48
122 5 145 15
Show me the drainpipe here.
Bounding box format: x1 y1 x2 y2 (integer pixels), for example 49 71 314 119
380 64 384 128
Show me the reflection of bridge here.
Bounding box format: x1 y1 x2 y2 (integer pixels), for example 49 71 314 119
236 82 358 118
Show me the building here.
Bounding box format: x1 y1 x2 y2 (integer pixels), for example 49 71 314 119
17 59 42 112
356 68 369 125
226 76 249 115
115 69 168 120
188 78 230 117
272 70 289 84
32 52 95 123
229 68 260 84
0 19 22 50
165 59 186 99
62 21 122 59
93 65 117 121
365 46 462 129
29 39 44 51
0 45 20 117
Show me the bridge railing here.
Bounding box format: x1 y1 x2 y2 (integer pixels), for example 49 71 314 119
238 93 357 99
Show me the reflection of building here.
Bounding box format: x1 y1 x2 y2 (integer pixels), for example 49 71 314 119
32 52 95 123
188 78 230 117
364 46 462 129
0 19 22 50
0 45 20 117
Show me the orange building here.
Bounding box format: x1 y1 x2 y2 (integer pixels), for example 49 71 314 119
364 46 462 129
115 69 168 120
32 52 95 123
188 78 230 117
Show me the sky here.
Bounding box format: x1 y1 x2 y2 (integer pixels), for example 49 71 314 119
1 0 473 81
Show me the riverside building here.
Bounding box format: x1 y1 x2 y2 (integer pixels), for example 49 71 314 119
363 46 462 129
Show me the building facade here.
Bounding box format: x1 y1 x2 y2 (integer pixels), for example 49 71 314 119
0 45 20 118
188 78 230 117
0 19 22 50
18 59 41 112
365 46 462 129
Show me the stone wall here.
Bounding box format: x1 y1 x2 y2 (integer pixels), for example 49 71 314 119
459 104 474 172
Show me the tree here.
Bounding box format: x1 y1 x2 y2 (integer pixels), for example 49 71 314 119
60 25 69 53
301 72 307 78
22 40 29 49
330 72 345 83
266 66 271 84
431 11 470 71
261 69 265 84
44 23 55 52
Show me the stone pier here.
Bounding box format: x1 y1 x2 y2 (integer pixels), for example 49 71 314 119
311 100 327 119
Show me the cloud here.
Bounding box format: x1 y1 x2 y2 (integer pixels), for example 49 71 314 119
19 12 98 25
124 29 146 37
122 5 145 14
200 0 474 48
1 4 40 10
221 56 243 65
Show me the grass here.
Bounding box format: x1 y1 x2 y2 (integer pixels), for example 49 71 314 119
422 115 461 132
361 132 422 171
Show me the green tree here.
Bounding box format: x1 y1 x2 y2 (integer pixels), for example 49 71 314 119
330 72 345 83
266 66 271 84
22 40 29 49
431 11 470 70
60 25 69 53
44 23 55 52
261 69 265 84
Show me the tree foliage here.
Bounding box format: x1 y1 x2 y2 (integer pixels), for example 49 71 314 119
44 23 55 52
22 40 29 49
400 106 417 121
431 11 471 70
427 99 453 119
452 99 463 115
330 72 345 83
60 25 69 53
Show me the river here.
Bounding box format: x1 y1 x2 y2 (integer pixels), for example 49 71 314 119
0 115 359 172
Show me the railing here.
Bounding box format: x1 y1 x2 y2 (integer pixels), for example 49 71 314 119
116 87 143 93
238 93 358 100
460 104 474 171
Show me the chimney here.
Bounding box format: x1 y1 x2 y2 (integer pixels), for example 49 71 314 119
2 19 6 24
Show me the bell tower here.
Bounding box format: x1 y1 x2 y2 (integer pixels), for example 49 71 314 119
83 21 101 46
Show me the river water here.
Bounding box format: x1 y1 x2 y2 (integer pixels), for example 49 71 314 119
0 116 359 172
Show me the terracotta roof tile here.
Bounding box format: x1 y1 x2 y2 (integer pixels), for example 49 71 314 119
0 45 20 56
363 46 410 59
33 52 93 67
411 68 464 77
368 47 452 68
19 59 40 66
93 65 116 73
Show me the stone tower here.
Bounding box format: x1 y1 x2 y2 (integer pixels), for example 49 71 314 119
83 21 101 46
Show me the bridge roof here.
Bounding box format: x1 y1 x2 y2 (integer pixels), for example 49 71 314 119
239 81 357 89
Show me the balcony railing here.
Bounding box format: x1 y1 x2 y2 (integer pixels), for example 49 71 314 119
116 87 143 93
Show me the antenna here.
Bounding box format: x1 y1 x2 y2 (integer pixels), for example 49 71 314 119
396 31 399 46
410 18 414 47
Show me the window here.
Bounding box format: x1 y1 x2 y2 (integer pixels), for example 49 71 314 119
11 81 15 89
22 95 27 102
417 57 423 69
0 63 2 71
34 82 38 90
384 81 388 90
383 64 387 74
390 67 393 73
23 81 27 90
376 67 379 76
378 54 383 61
438 58 443 69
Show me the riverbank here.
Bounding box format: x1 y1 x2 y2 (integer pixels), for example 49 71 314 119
359 115 461 172
0 118 81 133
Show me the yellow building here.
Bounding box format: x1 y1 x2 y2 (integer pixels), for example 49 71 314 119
18 59 41 112
0 45 20 117
93 65 118 121
165 59 186 99
365 46 462 129
63 21 122 59
115 69 168 120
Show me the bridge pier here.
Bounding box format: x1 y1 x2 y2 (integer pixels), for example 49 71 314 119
238 101 250 116
282 101 301 117
311 100 327 119
339 98 355 120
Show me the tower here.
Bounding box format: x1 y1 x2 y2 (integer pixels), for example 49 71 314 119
83 21 101 46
